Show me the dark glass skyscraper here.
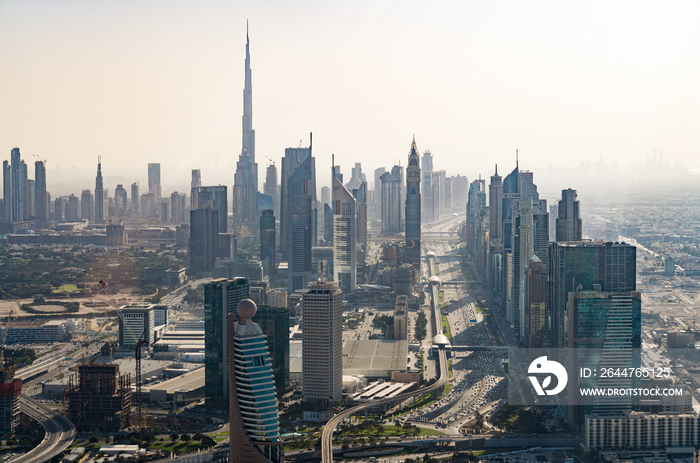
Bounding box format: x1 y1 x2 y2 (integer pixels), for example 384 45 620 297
252 305 289 392
198 185 228 233
556 188 582 242
405 137 421 275
190 208 219 273
260 209 276 277
547 240 636 348
34 160 47 228
147 163 161 203
204 277 250 410
287 155 315 293
280 139 313 259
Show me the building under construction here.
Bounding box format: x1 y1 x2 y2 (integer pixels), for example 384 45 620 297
0 355 22 434
68 363 131 432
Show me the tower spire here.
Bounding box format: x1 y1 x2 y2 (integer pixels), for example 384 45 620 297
495 164 498 175
516 149 519 169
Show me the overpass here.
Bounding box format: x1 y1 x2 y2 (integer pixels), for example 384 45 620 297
10 395 76 463
321 250 451 463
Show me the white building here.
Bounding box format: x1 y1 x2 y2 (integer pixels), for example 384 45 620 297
267 289 288 309
118 304 155 349
302 279 343 404
586 411 700 450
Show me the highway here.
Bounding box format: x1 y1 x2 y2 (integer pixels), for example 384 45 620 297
321 347 449 463
321 248 451 463
10 395 76 463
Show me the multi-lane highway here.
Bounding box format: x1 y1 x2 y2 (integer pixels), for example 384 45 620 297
321 246 452 463
10 395 76 463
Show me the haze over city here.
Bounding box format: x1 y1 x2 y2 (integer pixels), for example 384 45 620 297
2 2 700 462
1 0 699 196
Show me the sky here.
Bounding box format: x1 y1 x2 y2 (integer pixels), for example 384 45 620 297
1 0 699 196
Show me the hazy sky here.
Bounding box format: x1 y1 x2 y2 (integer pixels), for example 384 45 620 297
1 0 698 195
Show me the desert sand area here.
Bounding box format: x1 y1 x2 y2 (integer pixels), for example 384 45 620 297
0 290 152 318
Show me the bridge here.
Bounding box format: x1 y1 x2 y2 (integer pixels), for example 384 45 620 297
10 395 76 463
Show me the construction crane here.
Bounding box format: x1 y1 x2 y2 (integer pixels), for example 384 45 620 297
32 153 48 165
135 328 149 427
265 155 275 166
98 279 148 428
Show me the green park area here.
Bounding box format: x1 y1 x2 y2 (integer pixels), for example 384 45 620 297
53 284 79 293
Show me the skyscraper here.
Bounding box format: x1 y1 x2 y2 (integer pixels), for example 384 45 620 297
190 169 201 210
95 157 105 223
302 279 342 405
421 151 433 222
498 162 544 332
115 184 127 216
228 299 283 463
556 188 582 242
372 167 385 221
252 305 290 392
147 163 161 203
320 185 330 206
466 178 486 252
3 148 30 223
260 209 276 277
233 26 259 232
570 288 641 418
204 277 250 409
198 185 228 233
2 160 11 222
351 181 368 271
264 163 279 220
451 174 469 213
10 148 20 222
332 174 356 292
190 208 219 273
81 190 93 221
170 192 183 223
280 139 313 259
405 137 422 275
287 155 315 293
380 167 402 234
34 160 47 228
548 240 637 349
130 182 139 216
527 256 547 348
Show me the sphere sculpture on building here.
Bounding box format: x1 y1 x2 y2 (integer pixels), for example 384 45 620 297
237 298 257 320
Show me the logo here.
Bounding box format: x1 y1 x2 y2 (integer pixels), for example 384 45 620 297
528 356 567 396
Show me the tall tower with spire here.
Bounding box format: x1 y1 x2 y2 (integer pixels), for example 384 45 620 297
405 137 421 275
234 22 259 232
95 156 105 223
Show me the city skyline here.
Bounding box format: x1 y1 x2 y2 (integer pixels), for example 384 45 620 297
1 1 699 197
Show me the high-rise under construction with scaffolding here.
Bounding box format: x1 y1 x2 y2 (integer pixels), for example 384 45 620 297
0 354 22 434
68 363 131 431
